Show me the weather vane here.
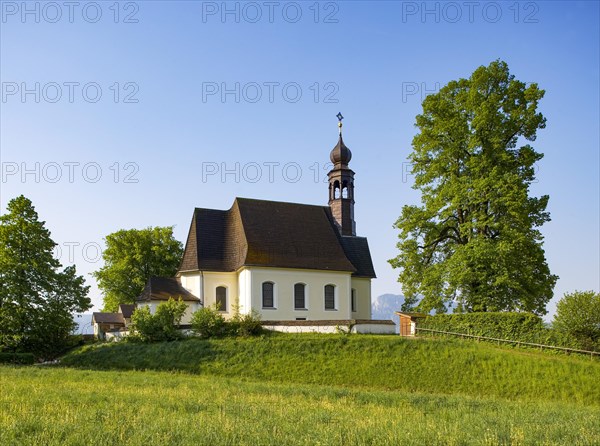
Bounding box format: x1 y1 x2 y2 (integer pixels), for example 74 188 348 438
336 112 344 135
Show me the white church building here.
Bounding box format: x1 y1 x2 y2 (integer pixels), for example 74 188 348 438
96 118 395 336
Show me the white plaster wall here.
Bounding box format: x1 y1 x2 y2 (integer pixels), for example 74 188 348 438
238 269 252 315
178 268 372 323
247 267 353 321
350 277 372 320
263 325 339 334
179 273 202 301
263 323 395 334
202 271 238 319
351 323 396 334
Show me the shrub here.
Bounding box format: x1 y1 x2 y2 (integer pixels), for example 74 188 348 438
418 311 599 352
191 305 263 338
230 310 263 337
130 298 188 343
553 291 600 351
0 352 35 364
191 305 227 338
419 312 545 341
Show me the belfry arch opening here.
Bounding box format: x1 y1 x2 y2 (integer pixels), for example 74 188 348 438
341 180 353 199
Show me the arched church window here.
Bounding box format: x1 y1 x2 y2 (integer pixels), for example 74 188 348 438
216 286 227 311
324 284 336 310
294 283 306 309
262 282 275 308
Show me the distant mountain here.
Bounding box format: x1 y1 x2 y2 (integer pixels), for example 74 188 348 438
371 294 404 332
371 293 404 320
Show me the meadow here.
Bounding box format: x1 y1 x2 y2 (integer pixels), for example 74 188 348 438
1 366 599 446
2 334 599 445
61 334 600 405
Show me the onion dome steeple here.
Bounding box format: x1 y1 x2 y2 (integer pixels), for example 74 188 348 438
330 113 352 167
327 113 356 236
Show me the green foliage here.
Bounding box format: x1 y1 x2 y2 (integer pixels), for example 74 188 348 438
0 352 35 364
130 298 188 343
191 305 227 338
419 312 545 340
553 290 600 351
418 311 596 352
389 60 557 315
3 367 600 445
62 334 600 405
0 196 91 359
229 308 264 337
93 227 183 312
191 305 263 338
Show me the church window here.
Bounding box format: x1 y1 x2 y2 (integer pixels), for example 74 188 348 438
324 285 336 310
262 282 275 308
216 286 227 311
294 283 306 309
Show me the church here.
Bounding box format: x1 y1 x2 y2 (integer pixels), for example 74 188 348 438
95 117 395 338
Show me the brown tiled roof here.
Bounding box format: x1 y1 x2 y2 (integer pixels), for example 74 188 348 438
340 236 377 278
179 198 375 278
136 277 201 303
92 312 125 325
118 304 136 319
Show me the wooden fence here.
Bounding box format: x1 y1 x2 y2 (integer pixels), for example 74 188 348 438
416 327 600 358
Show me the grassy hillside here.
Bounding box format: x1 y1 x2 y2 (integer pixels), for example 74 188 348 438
61 334 600 406
1 366 599 446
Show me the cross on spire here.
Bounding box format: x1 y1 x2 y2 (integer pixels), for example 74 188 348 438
336 112 344 135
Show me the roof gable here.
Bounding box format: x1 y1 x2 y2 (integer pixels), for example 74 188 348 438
137 277 201 302
118 304 136 319
92 312 125 325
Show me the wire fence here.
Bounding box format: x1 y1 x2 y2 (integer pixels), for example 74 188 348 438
415 327 600 359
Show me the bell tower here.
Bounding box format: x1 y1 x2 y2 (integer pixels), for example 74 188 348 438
328 113 356 236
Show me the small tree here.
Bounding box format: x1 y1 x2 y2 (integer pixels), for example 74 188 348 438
0 196 91 358
553 291 600 350
130 298 187 342
191 304 226 338
93 227 183 312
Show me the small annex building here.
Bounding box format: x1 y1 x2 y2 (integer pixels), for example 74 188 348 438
135 276 202 325
396 312 428 337
92 303 135 340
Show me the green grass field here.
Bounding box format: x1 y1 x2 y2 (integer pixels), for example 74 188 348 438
61 334 600 405
2 334 599 445
1 366 599 445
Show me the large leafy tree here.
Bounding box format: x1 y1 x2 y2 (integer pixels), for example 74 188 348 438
94 227 183 311
0 195 91 357
389 60 557 315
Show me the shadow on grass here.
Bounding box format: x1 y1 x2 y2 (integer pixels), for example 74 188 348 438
61 337 220 373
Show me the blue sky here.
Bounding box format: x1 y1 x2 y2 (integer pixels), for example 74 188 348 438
1 1 598 319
